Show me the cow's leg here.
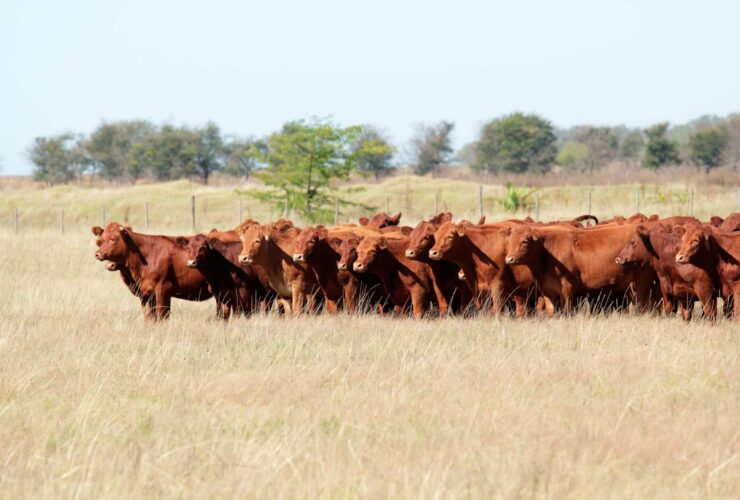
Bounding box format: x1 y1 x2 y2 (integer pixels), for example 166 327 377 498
678 299 693 322
696 287 717 321
560 282 574 315
490 283 506 316
411 289 427 319
431 277 450 317
543 296 556 318
513 296 527 318
291 283 305 315
141 296 155 321
723 293 734 319
343 279 357 313
325 298 339 314
154 288 172 320
278 298 291 315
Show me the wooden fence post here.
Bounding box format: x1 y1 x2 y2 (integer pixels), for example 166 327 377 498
60 207 64 235
238 199 243 225
14 208 19 234
145 202 149 231
191 196 196 232
636 189 640 213
478 185 484 218
535 192 540 221
385 196 390 213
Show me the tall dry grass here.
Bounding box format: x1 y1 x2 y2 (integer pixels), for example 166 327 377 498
0 230 738 498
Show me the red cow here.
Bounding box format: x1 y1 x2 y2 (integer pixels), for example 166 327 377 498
92 223 212 320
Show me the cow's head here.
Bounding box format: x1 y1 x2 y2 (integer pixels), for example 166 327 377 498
236 221 265 265
428 222 466 261
406 221 435 259
615 225 653 265
183 234 211 269
504 225 538 265
353 236 387 272
676 225 709 264
337 236 361 271
293 226 329 263
93 223 131 263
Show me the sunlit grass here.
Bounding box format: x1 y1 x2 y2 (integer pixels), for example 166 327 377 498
0 231 738 498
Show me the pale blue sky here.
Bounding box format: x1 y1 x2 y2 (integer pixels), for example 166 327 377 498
2 0 739 175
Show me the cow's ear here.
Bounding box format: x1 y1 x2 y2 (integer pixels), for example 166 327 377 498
476 215 486 225
261 226 272 241
636 225 650 238
425 223 436 235
329 237 342 248
499 227 512 238
441 212 453 224
378 237 388 250
710 216 723 227
672 225 685 236
175 236 188 248
389 212 402 225
317 227 329 240
208 237 223 251
358 216 369 226
91 226 104 236
118 225 129 237
648 214 659 222
456 223 467 237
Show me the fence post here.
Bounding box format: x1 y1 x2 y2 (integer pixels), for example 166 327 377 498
102 205 106 227
587 191 592 216
689 189 694 216
334 197 339 224
60 207 64 235
478 185 484 218
385 196 389 213
434 191 439 215
145 202 149 231
636 189 640 213
238 199 243 225
535 192 540 222
14 208 19 234
191 196 196 232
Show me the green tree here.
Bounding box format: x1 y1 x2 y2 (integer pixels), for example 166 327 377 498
223 136 264 181
354 126 396 180
643 123 679 169
131 125 198 181
618 130 645 164
473 113 556 174
86 120 155 182
251 118 368 222
569 126 618 174
556 141 589 169
689 126 728 172
28 133 79 185
194 121 224 184
409 121 454 175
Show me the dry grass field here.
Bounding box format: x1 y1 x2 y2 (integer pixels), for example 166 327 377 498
1 177 739 498
1 225 739 499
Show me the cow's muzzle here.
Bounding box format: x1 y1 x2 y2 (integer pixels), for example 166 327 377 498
428 249 441 260
186 259 197 268
293 253 304 263
675 254 688 263
353 262 365 272
405 249 416 258
615 257 625 265
337 262 348 271
239 255 253 264
505 256 517 264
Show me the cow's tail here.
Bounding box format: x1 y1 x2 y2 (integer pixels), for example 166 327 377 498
572 214 599 226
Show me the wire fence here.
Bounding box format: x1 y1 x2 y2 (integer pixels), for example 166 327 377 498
3 185 739 235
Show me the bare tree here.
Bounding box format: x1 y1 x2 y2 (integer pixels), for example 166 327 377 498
408 121 454 175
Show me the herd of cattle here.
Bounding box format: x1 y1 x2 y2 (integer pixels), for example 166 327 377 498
92 210 740 321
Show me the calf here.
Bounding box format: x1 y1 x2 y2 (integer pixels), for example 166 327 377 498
405 213 472 315
428 221 536 316
353 234 438 318
236 220 320 314
504 223 659 316
92 223 212 320
676 225 740 318
181 233 273 319
615 224 718 320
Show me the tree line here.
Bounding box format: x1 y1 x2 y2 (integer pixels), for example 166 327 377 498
27 113 740 220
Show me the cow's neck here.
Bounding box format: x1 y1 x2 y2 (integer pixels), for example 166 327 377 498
122 232 154 279
310 242 341 294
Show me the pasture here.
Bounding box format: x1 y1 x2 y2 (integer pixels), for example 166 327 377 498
1 178 739 498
